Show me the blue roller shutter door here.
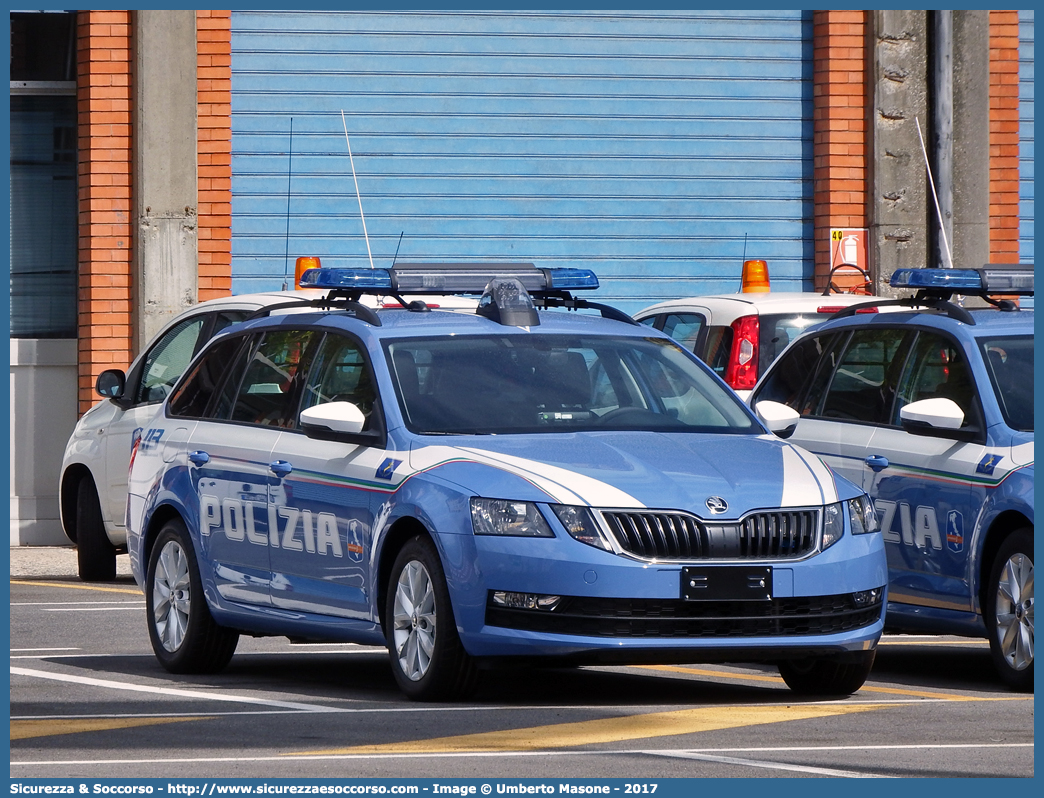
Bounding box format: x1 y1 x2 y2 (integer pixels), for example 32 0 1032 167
230 11 812 313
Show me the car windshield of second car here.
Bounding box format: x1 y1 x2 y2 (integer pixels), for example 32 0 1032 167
384 334 758 435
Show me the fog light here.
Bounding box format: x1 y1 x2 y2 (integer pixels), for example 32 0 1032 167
492 591 562 611
851 588 883 607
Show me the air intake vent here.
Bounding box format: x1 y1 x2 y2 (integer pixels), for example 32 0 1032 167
600 509 818 561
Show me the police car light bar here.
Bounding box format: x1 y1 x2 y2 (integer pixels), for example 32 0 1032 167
298 263 600 294
890 265 1034 296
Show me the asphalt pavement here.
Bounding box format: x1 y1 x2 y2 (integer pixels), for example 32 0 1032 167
8 545 134 579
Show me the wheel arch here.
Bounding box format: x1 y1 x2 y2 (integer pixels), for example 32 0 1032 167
375 515 433 631
142 503 192 574
977 510 1033 615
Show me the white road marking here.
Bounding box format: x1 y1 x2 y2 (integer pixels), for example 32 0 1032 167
643 749 893 777
10 666 339 713
10 743 1034 768
43 607 144 612
10 648 80 652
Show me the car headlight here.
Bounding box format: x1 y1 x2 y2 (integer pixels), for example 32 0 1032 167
822 495 880 550
550 504 612 551
470 498 554 537
822 503 844 550
848 493 879 535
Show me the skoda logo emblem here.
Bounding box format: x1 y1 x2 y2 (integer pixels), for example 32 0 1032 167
706 496 728 514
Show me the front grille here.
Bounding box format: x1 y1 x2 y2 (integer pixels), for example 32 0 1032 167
486 592 882 638
600 509 818 560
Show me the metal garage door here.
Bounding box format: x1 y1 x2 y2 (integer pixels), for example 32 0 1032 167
230 10 812 313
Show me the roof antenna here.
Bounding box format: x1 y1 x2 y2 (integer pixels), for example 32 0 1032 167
282 117 293 291
390 231 404 268
915 117 955 270
341 110 375 270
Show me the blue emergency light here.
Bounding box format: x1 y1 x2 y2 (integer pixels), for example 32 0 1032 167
298 263 600 294
890 265 1033 296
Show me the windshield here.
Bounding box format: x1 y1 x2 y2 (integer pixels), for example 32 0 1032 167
385 334 758 435
979 334 1033 432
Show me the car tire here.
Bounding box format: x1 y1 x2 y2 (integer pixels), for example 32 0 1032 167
75 477 117 582
985 528 1033 692
778 649 876 696
145 519 238 674
385 535 477 701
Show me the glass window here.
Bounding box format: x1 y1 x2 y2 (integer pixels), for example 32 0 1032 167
168 336 249 419
135 316 207 405
979 335 1033 432
300 334 378 431
755 332 841 412
385 334 756 435
9 94 77 338
817 328 911 424
702 326 734 377
661 313 705 354
758 312 835 373
230 330 318 427
893 333 976 427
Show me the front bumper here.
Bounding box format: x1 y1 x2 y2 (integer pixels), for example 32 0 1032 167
444 520 887 660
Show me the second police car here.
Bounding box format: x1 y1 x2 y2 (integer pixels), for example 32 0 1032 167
127 264 886 700
750 265 1034 691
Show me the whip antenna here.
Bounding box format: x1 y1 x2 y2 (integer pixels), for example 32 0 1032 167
282 117 293 290
390 231 404 268
915 117 955 270
341 110 375 270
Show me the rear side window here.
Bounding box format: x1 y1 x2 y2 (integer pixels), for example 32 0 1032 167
168 335 248 419
660 313 705 354
758 313 833 374
755 332 840 411
702 326 733 377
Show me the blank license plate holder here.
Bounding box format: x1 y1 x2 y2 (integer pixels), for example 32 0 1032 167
681 566 772 601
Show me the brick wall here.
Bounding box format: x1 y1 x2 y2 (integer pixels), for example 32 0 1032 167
811 11 869 293
76 11 134 414
197 11 234 301
988 10 1021 264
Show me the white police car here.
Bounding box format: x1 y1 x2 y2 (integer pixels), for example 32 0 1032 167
60 284 475 582
749 265 1034 690
636 260 883 393
127 263 886 700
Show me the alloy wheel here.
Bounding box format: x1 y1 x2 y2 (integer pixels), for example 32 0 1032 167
392 560 437 681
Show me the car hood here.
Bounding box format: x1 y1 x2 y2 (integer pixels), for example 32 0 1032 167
407 432 851 518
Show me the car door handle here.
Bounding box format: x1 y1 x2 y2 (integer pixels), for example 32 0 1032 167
269 460 293 477
865 454 889 472
188 450 210 466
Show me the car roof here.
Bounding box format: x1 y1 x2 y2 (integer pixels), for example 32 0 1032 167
228 304 656 342
797 305 1033 339
636 292 877 318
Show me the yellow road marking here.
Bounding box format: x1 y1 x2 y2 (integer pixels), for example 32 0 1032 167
10 580 142 596
642 664 785 684
11 716 209 741
294 703 886 756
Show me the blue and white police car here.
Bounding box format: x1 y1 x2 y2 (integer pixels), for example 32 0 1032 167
750 265 1034 691
127 263 886 700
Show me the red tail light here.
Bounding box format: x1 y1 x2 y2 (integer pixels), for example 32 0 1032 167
725 315 760 390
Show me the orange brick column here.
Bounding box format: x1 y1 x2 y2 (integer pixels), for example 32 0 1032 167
77 11 134 414
197 10 233 301
811 11 870 292
988 10 1021 264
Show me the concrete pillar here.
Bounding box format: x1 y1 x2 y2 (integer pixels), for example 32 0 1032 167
868 11 930 297
949 10 991 272
134 11 198 350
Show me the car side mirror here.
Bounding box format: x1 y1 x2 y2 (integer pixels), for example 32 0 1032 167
755 400 799 439
900 397 964 434
96 369 126 400
300 401 366 436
